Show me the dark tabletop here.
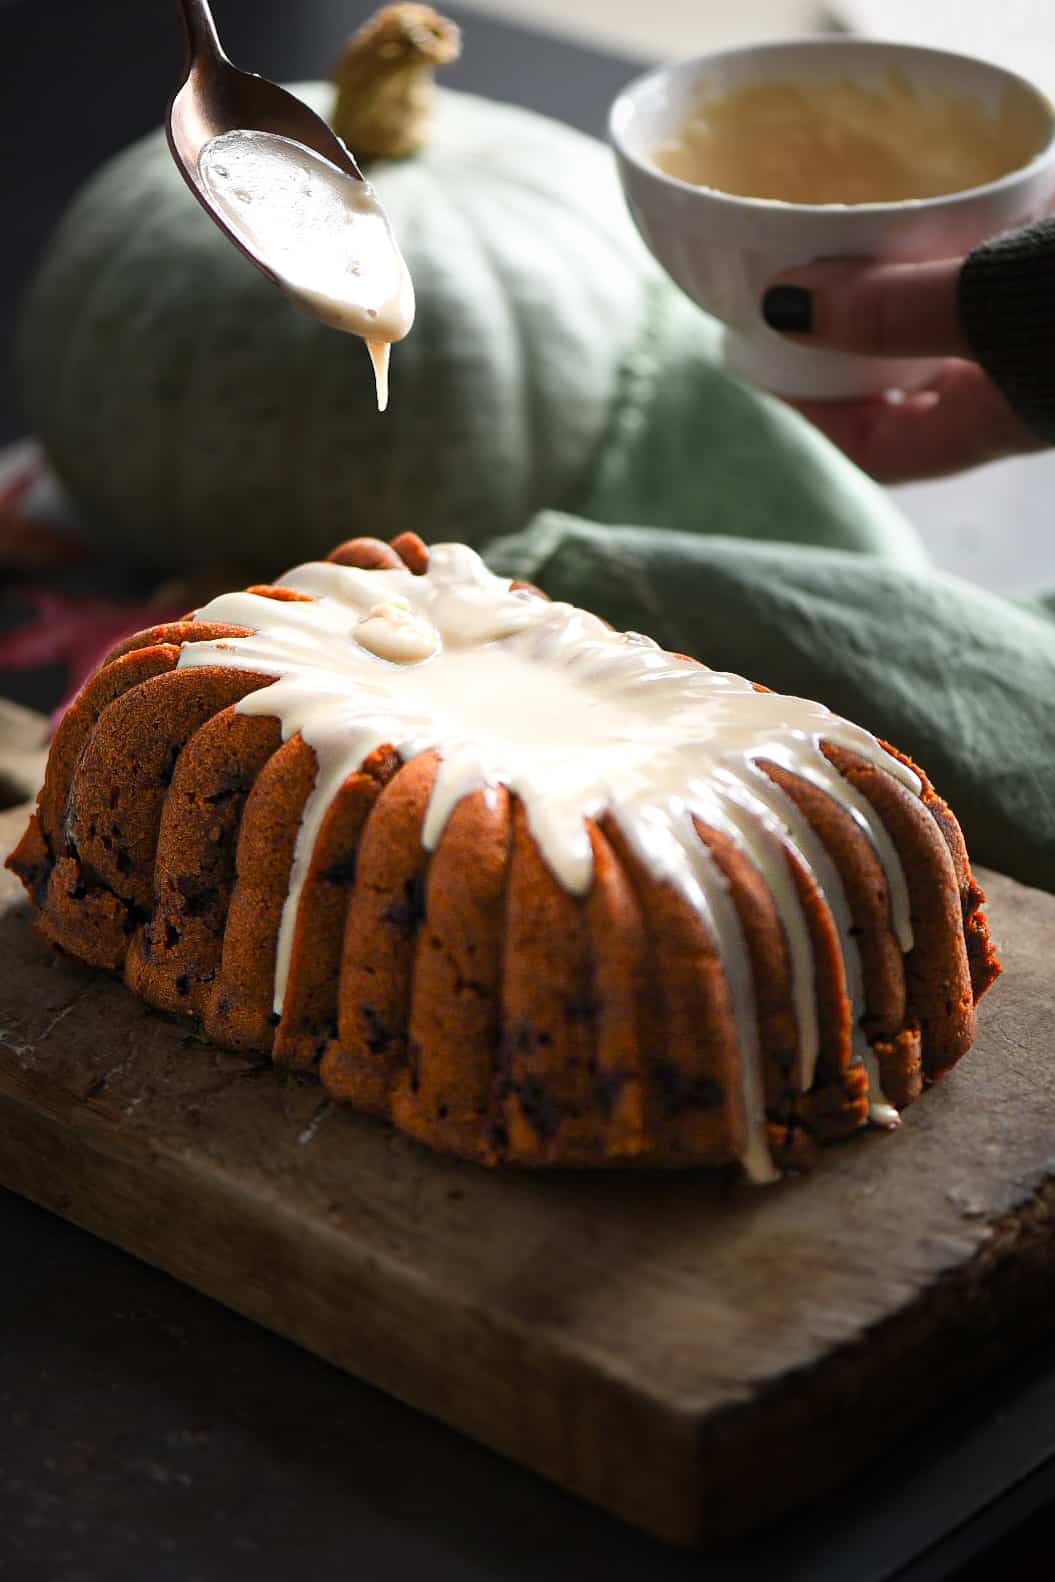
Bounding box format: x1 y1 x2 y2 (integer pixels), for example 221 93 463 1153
2 4 1054 1579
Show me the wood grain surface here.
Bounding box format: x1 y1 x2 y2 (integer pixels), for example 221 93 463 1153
1 803 1053 1548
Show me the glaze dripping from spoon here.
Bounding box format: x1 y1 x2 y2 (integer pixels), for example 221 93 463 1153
168 0 413 410
197 129 413 409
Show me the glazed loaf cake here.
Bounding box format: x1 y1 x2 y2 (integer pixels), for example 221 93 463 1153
7 532 999 1179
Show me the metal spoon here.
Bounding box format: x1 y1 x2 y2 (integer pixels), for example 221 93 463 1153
167 0 365 286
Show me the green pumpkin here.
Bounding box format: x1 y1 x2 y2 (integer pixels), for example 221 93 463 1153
19 83 923 577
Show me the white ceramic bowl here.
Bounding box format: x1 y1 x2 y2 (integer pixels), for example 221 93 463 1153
610 38 1055 399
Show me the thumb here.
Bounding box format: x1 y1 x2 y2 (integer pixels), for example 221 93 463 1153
761 257 970 359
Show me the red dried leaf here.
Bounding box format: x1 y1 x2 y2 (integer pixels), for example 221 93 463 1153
0 588 184 703
0 459 87 569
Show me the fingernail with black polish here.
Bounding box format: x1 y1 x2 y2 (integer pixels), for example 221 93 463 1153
761 285 813 333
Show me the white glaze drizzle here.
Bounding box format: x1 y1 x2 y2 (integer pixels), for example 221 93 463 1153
741 765 900 1125
178 544 922 1178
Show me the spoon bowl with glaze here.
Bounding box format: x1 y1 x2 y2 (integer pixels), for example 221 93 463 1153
167 0 414 409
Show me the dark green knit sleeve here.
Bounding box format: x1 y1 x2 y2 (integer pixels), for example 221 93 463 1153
957 216 1055 443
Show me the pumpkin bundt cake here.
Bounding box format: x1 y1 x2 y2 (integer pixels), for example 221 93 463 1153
7 533 999 1180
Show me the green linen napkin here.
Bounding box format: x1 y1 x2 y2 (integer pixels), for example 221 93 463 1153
486 512 1055 893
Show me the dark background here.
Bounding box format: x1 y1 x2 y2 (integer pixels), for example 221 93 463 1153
2 4 1053 1579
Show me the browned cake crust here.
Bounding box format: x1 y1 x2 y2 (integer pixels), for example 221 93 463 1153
6 534 1001 1172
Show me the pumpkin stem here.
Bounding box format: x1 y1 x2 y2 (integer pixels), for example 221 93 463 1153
332 5 461 160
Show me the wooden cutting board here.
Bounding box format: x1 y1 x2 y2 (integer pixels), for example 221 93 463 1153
2 802 1054 1549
